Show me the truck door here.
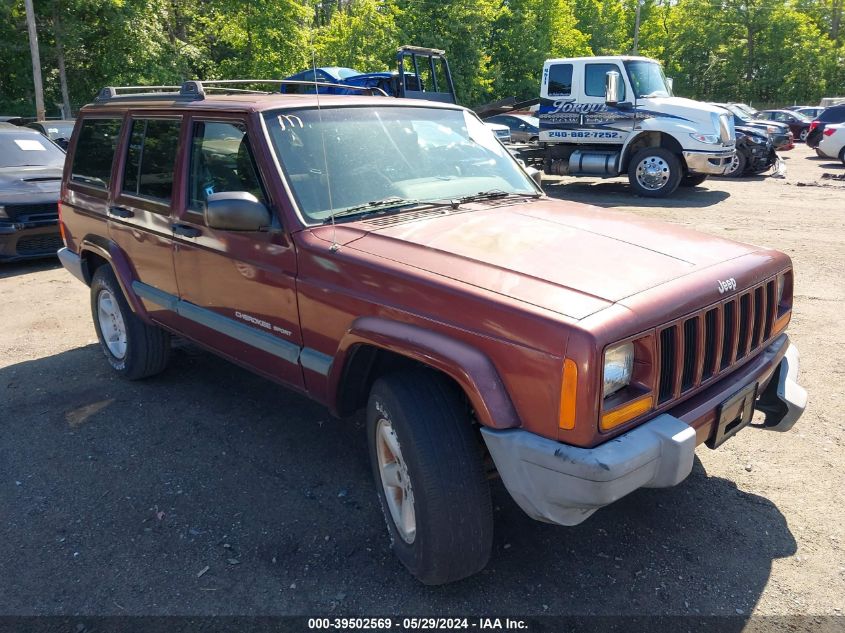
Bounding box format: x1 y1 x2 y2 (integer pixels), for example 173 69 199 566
108 114 183 331
578 62 635 144
170 115 304 388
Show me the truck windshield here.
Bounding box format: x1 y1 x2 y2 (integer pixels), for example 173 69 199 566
624 60 672 99
265 106 538 223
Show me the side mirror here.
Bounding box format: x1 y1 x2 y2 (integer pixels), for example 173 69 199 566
605 71 623 106
526 166 543 189
666 77 674 94
206 191 271 231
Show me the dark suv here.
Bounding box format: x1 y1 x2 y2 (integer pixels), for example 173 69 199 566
806 104 845 149
58 81 806 585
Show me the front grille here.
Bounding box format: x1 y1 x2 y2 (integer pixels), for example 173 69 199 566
4 203 58 221
16 233 63 256
656 277 778 405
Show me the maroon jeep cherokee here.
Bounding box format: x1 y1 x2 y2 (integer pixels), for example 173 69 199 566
57 82 807 585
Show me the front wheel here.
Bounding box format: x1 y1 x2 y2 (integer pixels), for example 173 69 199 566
680 173 708 187
367 369 493 585
90 266 171 380
627 148 683 197
723 150 747 178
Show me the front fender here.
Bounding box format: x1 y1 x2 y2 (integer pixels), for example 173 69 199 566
329 316 521 430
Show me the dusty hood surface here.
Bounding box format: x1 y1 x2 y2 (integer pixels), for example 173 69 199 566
342 200 757 319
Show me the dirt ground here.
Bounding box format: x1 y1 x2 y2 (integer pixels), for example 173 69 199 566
1 144 843 623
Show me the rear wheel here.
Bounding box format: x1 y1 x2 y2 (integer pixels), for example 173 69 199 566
680 173 708 187
840 147 845 166
627 148 682 197
90 266 170 380
799 128 809 142
366 369 493 585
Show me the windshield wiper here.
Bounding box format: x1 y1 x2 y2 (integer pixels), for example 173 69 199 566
456 189 541 204
323 197 421 223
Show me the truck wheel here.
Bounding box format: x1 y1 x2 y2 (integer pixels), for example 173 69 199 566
90 266 170 380
366 369 493 585
628 148 683 197
724 150 747 178
680 173 708 187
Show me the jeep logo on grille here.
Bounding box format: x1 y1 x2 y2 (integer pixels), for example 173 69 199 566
717 277 737 294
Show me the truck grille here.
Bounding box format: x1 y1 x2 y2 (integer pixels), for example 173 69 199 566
656 278 777 405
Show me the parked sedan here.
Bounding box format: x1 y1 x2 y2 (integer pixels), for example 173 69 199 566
712 103 794 150
758 109 812 142
0 127 65 262
817 123 845 163
484 114 540 143
806 104 845 149
26 119 75 150
791 106 825 119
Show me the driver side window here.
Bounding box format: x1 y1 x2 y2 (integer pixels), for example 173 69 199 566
187 121 266 213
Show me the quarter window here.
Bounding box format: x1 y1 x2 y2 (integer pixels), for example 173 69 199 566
122 118 181 202
585 63 625 99
548 64 573 97
70 118 122 189
187 121 266 212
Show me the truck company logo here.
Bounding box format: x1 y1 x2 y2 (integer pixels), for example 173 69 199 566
549 99 608 114
717 278 737 294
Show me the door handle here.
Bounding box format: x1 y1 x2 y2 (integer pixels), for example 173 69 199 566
108 205 134 219
172 223 202 238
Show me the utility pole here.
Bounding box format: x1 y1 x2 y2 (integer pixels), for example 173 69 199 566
631 0 640 55
632 0 642 55
24 0 46 121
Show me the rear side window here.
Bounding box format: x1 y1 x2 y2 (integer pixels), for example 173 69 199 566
547 64 572 97
820 105 845 122
123 118 181 202
71 118 122 189
585 63 624 98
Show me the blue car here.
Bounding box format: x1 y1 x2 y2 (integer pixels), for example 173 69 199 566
280 67 362 94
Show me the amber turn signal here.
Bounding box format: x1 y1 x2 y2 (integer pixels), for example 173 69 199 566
601 394 654 431
559 358 578 430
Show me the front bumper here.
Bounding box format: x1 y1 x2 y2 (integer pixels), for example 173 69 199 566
0 219 62 262
482 342 806 527
683 149 735 175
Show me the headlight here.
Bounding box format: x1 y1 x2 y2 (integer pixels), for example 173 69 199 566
776 273 786 307
0 205 6 218
767 125 778 134
746 135 765 145
690 133 720 144
603 342 634 398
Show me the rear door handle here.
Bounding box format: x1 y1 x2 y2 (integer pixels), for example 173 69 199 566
172 223 202 238
108 205 134 219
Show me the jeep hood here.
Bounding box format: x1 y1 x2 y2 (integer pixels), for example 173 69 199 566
342 201 757 320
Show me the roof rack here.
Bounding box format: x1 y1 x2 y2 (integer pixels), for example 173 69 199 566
94 79 387 103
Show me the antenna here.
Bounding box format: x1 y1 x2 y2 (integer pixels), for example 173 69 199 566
310 34 339 252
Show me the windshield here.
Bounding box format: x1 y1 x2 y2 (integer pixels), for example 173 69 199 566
0 133 65 167
41 122 74 140
265 106 538 223
624 60 672 98
724 104 752 121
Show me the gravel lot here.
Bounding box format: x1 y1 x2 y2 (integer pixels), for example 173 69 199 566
1 144 843 623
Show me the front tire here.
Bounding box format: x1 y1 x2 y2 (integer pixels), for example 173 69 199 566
367 369 493 585
723 150 747 178
90 266 170 380
627 148 682 197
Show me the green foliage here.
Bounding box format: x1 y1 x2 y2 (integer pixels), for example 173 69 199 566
1 0 843 115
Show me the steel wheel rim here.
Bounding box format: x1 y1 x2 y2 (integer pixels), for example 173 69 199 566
635 156 670 190
376 417 415 544
97 289 127 359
